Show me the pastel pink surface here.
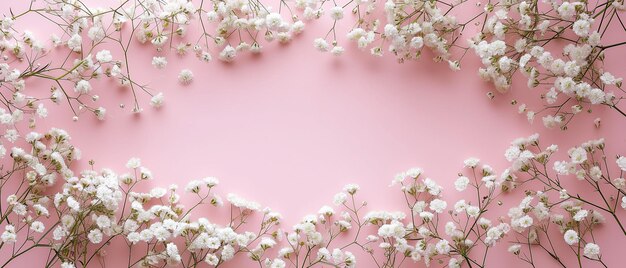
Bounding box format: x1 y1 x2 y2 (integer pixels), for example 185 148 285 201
4 2 626 268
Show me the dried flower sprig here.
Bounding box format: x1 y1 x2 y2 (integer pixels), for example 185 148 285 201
0 129 282 267
501 133 626 267
311 0 486 69
472 0 626 129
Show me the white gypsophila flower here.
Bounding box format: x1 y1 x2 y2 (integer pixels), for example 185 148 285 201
52 225 66 240
96 50 112 63
152 57 167 69
449 258 461 268
126 157 141 169
600 72 622 85
88 26 105 42
508 244 521 254
222 245 235 260
435 239 451 254
318 205 335 216
185 180 203 193
423 178 442 196
153 225 170 241
140 166 152 180
478 218 492 229
95 107 106 120
66 196 80 211
260 237 277 249
590 166 603 181
265 13 283 30
344 184 359 194
166 243 181 263
553 161 572 175
391 172 406 186
1 225 16 243
466 206 480 218
573 19 591 37
124 220 139 233
151 31 171 44
569 147 587 164
110 65 121 77
377 221 405 238
227 193 261 211
12 203 26 215
557 2 578 19
429 199 447 213
95 215 111 229
36 104 48 118
127 232 140 244
61 262 75 268
454 200 467 213
344 252 356 267
464 157 480 168
203 177 219 187
205 254 219 265
30 221 45 233
313 38 329 52
333 192 347 206
564 229 579 245
219 46 237 62
74 80 91 94
330 6 344 20
454 176 469 191
278 247 294 258
50 33 62 47
617 156 626 171
67 34 82 52
448 60 461 71
405 167 423 179
178 69 193 84
150 92 164 108
88 229 103 244
516 215 534 229
5 130 19 142
444 221 457 236
149 187 167 198
331 46 344 56
33 204 49 216
200 52 212 62
291 21 305 34
269 259 287 268
584 243 600 259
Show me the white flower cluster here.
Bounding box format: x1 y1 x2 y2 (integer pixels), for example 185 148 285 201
3 0 625 127
473 0 624 128
498 134 626 265
0 129 81 256
0 129 282 267
352 164 506 267
0 3 137 119
118 165 281 267
132 0 306 63
281 213 357 267
312 0 465 67
281 184 361 266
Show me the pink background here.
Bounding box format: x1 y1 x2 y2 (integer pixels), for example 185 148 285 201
4 1 626 267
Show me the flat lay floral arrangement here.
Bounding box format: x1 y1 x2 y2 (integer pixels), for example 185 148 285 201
0 0 625 267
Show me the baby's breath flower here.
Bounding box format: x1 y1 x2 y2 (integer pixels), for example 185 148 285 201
178 69 193 84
